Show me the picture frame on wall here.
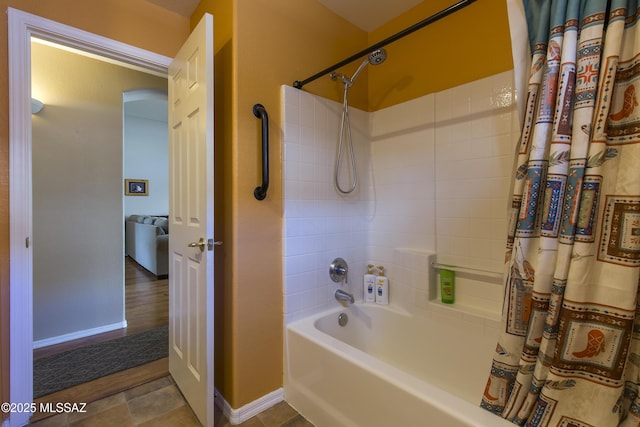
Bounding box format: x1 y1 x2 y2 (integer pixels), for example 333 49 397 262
125 179 148 196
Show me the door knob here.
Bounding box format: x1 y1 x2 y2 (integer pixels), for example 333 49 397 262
188 238 206 251
188 238 222 251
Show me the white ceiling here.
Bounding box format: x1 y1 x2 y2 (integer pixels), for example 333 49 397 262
315 0 423 32
123 89 168 122
144 0 422 32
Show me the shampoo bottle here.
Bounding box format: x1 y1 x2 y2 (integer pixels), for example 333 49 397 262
375 265 389 305
440 269 455 304
364 264 376 303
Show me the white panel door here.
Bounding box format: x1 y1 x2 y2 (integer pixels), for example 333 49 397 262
168 13 215 427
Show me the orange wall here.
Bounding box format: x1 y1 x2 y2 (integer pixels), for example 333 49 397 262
190 0 513 410
192 0 368 409
191 0 236 406
368 0 513 110
233 0 367 407
0 0 515 416
0 0 190 416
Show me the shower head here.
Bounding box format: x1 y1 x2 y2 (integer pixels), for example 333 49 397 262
368 48 387 65
347 48 388 85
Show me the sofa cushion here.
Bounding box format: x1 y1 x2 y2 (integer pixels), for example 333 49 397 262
154 217 169 234
125 217 169 277
128 214 142 223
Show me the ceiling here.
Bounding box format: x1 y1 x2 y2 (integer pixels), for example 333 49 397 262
144 0 422 32
315 0 422 32
123 89 168 122
144 0 200 17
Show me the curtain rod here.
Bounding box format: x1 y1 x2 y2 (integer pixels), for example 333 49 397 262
293 0 477 90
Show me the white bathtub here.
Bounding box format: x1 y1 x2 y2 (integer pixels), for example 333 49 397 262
285 303 512 427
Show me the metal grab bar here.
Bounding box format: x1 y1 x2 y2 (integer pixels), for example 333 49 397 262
253 103 269 200
431 262 503 280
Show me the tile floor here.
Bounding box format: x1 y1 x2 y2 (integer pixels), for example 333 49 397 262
28 376 314 427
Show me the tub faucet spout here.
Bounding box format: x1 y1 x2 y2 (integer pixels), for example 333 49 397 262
335 289 354 305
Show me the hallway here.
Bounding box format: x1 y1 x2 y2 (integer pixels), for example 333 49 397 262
31 258 169 421
34 257 168 360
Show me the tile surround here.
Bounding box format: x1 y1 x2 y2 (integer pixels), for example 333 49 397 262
282 70 518 322
282 87 371 323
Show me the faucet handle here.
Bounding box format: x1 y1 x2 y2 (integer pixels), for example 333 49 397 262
329 258 349 284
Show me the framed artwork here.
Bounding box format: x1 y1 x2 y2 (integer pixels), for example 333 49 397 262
125 179 148 196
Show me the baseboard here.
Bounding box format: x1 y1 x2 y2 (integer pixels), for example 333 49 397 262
32 321 128 349
215 387 284 425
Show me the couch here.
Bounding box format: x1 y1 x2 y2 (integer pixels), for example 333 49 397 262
125 215 169 278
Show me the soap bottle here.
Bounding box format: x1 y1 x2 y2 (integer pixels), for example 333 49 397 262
375 265 389 305
364 264 376 303
440 269 455 304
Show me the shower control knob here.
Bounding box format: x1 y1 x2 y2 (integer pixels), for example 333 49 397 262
330 258 349 283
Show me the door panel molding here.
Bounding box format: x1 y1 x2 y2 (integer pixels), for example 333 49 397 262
167 13 215 427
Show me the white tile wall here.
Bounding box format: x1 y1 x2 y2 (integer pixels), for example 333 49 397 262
366 94 436 313
434 71 517 275
282 70 518 323
282 86 372 323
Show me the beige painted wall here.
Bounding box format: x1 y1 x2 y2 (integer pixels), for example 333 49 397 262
0 0 189 414
31 41 166 342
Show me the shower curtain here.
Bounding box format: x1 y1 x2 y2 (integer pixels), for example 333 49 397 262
481 0 640 425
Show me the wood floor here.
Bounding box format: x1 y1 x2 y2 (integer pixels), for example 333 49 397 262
31 257 169 422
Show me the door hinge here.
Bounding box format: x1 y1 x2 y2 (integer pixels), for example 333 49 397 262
26 237 30 248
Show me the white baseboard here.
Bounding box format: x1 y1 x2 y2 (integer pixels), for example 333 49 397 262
32 321 127 349
215 387 284 425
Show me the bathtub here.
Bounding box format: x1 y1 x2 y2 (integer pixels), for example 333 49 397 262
285 303 512 427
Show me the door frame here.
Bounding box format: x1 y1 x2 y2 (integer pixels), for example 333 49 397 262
8 8 171 426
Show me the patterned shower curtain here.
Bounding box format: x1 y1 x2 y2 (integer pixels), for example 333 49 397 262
480 0 640 425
